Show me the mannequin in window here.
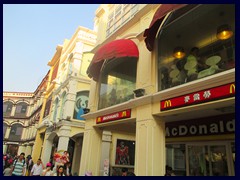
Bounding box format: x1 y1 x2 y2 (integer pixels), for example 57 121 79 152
115 141 130 165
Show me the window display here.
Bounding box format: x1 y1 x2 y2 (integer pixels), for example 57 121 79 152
157 4 235 91
115 139 135 166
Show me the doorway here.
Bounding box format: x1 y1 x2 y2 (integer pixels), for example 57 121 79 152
186 142 232 176
166 141 234 176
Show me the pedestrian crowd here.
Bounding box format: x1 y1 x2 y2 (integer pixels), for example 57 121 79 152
3 152 140 176
3 152 73 176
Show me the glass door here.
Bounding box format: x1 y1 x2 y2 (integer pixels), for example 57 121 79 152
186 143 229 176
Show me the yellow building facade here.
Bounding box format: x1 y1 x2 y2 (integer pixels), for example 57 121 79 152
32 26 97 175
80 4 235 176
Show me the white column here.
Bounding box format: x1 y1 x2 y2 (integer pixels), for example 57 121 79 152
57 136 69 152
11 105 16 116
135 115 166 176
25 145 32 157
57 125 71 152
99 131 112 176
41 139 53 166
3 145 8 154
4 127 11 139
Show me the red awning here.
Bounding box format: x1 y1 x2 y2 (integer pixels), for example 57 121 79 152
87 39 139 81
143 4 187 51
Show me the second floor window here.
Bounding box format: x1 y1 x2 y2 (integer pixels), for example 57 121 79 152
106 4 139 37
157 4 235 91
3 101 13 116
15 102 28 117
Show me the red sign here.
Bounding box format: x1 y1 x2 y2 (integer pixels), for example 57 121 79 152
96 109 131 124
161 82 235 111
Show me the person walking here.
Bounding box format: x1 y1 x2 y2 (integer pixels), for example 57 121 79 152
41 162 53 176
121 168 128 176
11 152 26 176
165 165 175 176
54 165 65 176
3 164 12 176
64 162 72 176
30 158 44 176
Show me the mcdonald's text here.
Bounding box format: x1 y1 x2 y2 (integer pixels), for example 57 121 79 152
96 109 131 124
161 82 235 111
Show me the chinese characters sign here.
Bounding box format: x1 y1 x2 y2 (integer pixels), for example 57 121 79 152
96 109 131 124
161 83 235 111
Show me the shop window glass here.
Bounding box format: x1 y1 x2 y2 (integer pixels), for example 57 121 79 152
106 4 139 37
15 102 28 117
157 4 235 91
3 101 13 116
166 144 186 176
98 58 137 109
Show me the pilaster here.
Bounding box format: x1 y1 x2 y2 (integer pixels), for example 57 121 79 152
57 125 71 151
135 104 165 176
99 131 112 176
79 124 102 176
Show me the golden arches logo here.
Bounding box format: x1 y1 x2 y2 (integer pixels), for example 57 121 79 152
164 100 172 108
230 84 235 94
121 111 127 117
97 117 101 122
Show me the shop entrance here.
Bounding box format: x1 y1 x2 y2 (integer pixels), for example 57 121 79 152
166 142 235 176
187 144 229 176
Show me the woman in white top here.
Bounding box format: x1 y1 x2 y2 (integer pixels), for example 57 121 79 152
41 162 53 176
53 165 65 176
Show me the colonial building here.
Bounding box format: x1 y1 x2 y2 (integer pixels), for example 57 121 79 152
81 4 235 176
32 26 97 175
3 72 49 158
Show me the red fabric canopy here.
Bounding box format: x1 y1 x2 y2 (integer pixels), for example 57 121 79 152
144 4 187 51
87 39 139 81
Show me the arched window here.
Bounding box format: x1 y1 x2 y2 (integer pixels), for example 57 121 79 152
15 102 28 117
3 101 13 117
99 58 137 109
53 98 59 122
3 123 7 138
43 99 52 118
8 123 23 141
157 4 235 91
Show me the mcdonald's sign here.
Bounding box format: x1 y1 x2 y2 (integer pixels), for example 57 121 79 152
161 82 235 111
230 84 235 94
164 100 172 108
96 109 131 124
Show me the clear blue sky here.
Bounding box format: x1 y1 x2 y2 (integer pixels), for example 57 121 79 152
3 4 100 92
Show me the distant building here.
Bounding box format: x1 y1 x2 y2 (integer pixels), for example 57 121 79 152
3 71 49 157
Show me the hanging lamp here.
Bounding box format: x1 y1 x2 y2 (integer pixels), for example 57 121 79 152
216 24 233 40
